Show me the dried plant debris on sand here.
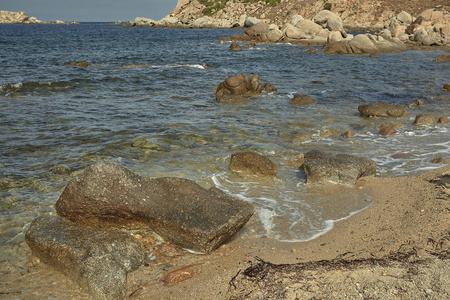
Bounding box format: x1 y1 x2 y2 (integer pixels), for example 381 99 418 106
229 241 450 300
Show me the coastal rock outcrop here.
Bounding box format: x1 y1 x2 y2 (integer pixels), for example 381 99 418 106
215 73 277 103
0 10 45 24
26 215 145 300
323 32 406 54
303 150 377 184
55 163 254 253
358 103 407 117
133 17 157 26
229 152 278 177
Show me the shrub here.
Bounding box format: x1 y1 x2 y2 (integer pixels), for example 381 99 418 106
324 2 332 10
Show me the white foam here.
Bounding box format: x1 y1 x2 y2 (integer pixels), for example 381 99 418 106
278 201 374 242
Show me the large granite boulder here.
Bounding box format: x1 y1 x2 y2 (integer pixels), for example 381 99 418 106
55 163 254 253
295 19 323 37
244 17 261 27
314 10 347 38
157 16 179 27
303 150 376 184
215 73 277 103
134 17 157 26
26 215 145 300
323 33 406 54
192 16 212 28
249 23 283 43
358 103 407 117
282 23 308 39
229 152 278 177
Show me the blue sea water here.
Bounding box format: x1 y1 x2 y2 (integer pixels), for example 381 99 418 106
0 23 449 283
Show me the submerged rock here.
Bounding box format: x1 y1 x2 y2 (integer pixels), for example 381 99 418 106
358 103 407 117
25 215 145 300
55 163 254 253
230 152 278 177
436 54 450 62
303 150 376 184
289 94 315 105
215 73 276 103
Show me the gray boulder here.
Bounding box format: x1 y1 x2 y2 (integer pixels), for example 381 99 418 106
244 17 261 27
314 10 347 38
303 150 376 184
295 19 323 37
215 73 277 103
55 163 254 253
26 215 145 300
396 11 413 25
229 152 278 177
157 17 179 27
358 103 407 117
192 16 212 28
282 23 308 39
290 14 304 26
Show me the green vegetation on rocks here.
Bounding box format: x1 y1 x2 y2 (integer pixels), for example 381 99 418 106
199 0 281 16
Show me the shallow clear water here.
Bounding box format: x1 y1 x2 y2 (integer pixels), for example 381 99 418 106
0 24 449 269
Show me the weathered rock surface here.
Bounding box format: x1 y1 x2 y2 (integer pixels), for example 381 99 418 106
26 215 145 300
133 17 157 26
303 150 377 184
413 114 436 126
323 33 406 54
55 163 254 253
289 94 315 105
215 73 277 103
229 152 278 177
358 103 407 117
314 10 347 38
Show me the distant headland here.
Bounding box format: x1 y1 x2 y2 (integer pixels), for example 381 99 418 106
0 10 78 24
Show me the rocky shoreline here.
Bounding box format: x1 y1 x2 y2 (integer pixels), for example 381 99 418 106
0 11 78 24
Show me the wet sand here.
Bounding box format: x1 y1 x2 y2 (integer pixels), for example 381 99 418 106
1 165 449 299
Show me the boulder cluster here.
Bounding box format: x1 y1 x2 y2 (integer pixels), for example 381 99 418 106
26 163 254 299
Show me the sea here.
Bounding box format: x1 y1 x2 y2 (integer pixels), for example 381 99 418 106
0 22 449 283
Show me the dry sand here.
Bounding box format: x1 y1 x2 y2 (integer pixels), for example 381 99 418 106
2 165 449 299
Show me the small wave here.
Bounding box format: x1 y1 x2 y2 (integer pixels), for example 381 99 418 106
0 81 72 96
150 63 211 69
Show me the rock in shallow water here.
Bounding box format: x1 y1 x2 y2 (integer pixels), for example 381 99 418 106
358 103 407 117
303 150 376 184
230 152 278 177
55 163 254 253
25 215 145 300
